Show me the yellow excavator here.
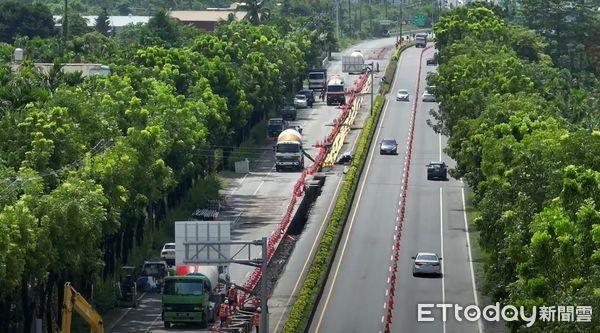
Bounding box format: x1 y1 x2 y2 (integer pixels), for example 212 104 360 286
61 282 104 333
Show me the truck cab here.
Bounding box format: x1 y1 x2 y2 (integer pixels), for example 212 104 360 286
274 128 304 172
326 75 346 106
268 118 288 138
162 265 224 329
416 33 428 48
308 69 327 91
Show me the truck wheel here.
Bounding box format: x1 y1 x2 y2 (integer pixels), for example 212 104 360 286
276 166 281 172
164 321 171 328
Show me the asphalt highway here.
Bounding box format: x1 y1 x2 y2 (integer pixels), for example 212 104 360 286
309 45 483 333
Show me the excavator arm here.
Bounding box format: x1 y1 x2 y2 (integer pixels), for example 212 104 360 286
61 282 104 333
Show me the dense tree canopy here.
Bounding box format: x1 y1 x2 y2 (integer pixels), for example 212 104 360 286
0 9 327 332
431 4 600 331
0 1 55 43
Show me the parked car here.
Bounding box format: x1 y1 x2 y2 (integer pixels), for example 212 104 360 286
380 139 398 155
396 89 410 101
422 91 436 102
160 243 175 266
298 89 315 107
412 252 442 277
426 57 437 65
426 161 448 180
337 151 353 164
294 94 308 109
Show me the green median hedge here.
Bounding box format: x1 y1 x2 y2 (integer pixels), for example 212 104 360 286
281 43 412 333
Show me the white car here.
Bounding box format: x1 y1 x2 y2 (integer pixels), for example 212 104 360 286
294 94 308 108
412 252 442 277
396 89 410 101
422 91 436 102
160 243 175 265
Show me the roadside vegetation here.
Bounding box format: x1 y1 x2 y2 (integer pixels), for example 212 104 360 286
429 2 600 331
0 2 335 332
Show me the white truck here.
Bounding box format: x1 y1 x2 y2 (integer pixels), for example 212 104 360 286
274 128 304 172
342 50 365 74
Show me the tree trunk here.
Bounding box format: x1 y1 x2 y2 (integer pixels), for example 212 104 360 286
21 279 32 333
0 294 11 333
45 272 57 333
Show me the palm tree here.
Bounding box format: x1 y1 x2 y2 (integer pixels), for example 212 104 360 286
237 0 271 25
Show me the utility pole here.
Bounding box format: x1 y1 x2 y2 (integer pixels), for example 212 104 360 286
335 0 340 39
365 62 374 115
385 0 388 20
62 0 68 56
348 0 352 34
260 238 268 333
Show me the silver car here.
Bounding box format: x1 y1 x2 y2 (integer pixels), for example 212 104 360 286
379 138 398 155
396 89 410 101
294 94 308 108
422 91 436 102
412 252 442 277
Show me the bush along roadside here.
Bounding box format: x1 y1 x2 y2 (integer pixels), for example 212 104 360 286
282 43 409 333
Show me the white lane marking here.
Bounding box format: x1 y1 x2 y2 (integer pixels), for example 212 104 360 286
440 187 447 333
144 313 162 333
462 185 485 333
314 97 393 332
253 181 264 195
109 292 147 332
252 164 274 196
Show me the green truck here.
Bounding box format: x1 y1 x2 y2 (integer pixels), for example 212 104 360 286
162 265 222 328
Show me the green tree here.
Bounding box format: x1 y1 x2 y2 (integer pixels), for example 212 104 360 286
0 1 55 43
143 8 181 47
237 0 271 25
95 7 111 36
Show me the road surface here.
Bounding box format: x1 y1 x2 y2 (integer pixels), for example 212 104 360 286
309 45 483 333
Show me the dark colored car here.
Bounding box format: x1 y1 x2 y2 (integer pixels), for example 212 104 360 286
426 57 437 65
280 105 297 121
426 161 448 180
380 139 398 155
268 118 288 138
337 151 353 164
298 89 315 107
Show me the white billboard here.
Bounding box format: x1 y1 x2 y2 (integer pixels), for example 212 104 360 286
175 221 231 266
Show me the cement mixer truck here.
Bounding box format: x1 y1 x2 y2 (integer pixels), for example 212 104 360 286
326 75 346 106
342 50 366 74
274 128 304 172
162 265 224 328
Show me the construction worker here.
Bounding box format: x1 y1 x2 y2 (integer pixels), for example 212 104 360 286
227 284 238 309
219 299 230 328
253 307 261 333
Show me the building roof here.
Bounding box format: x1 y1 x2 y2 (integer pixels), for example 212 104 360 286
168 10 246 23
53 15 150 28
